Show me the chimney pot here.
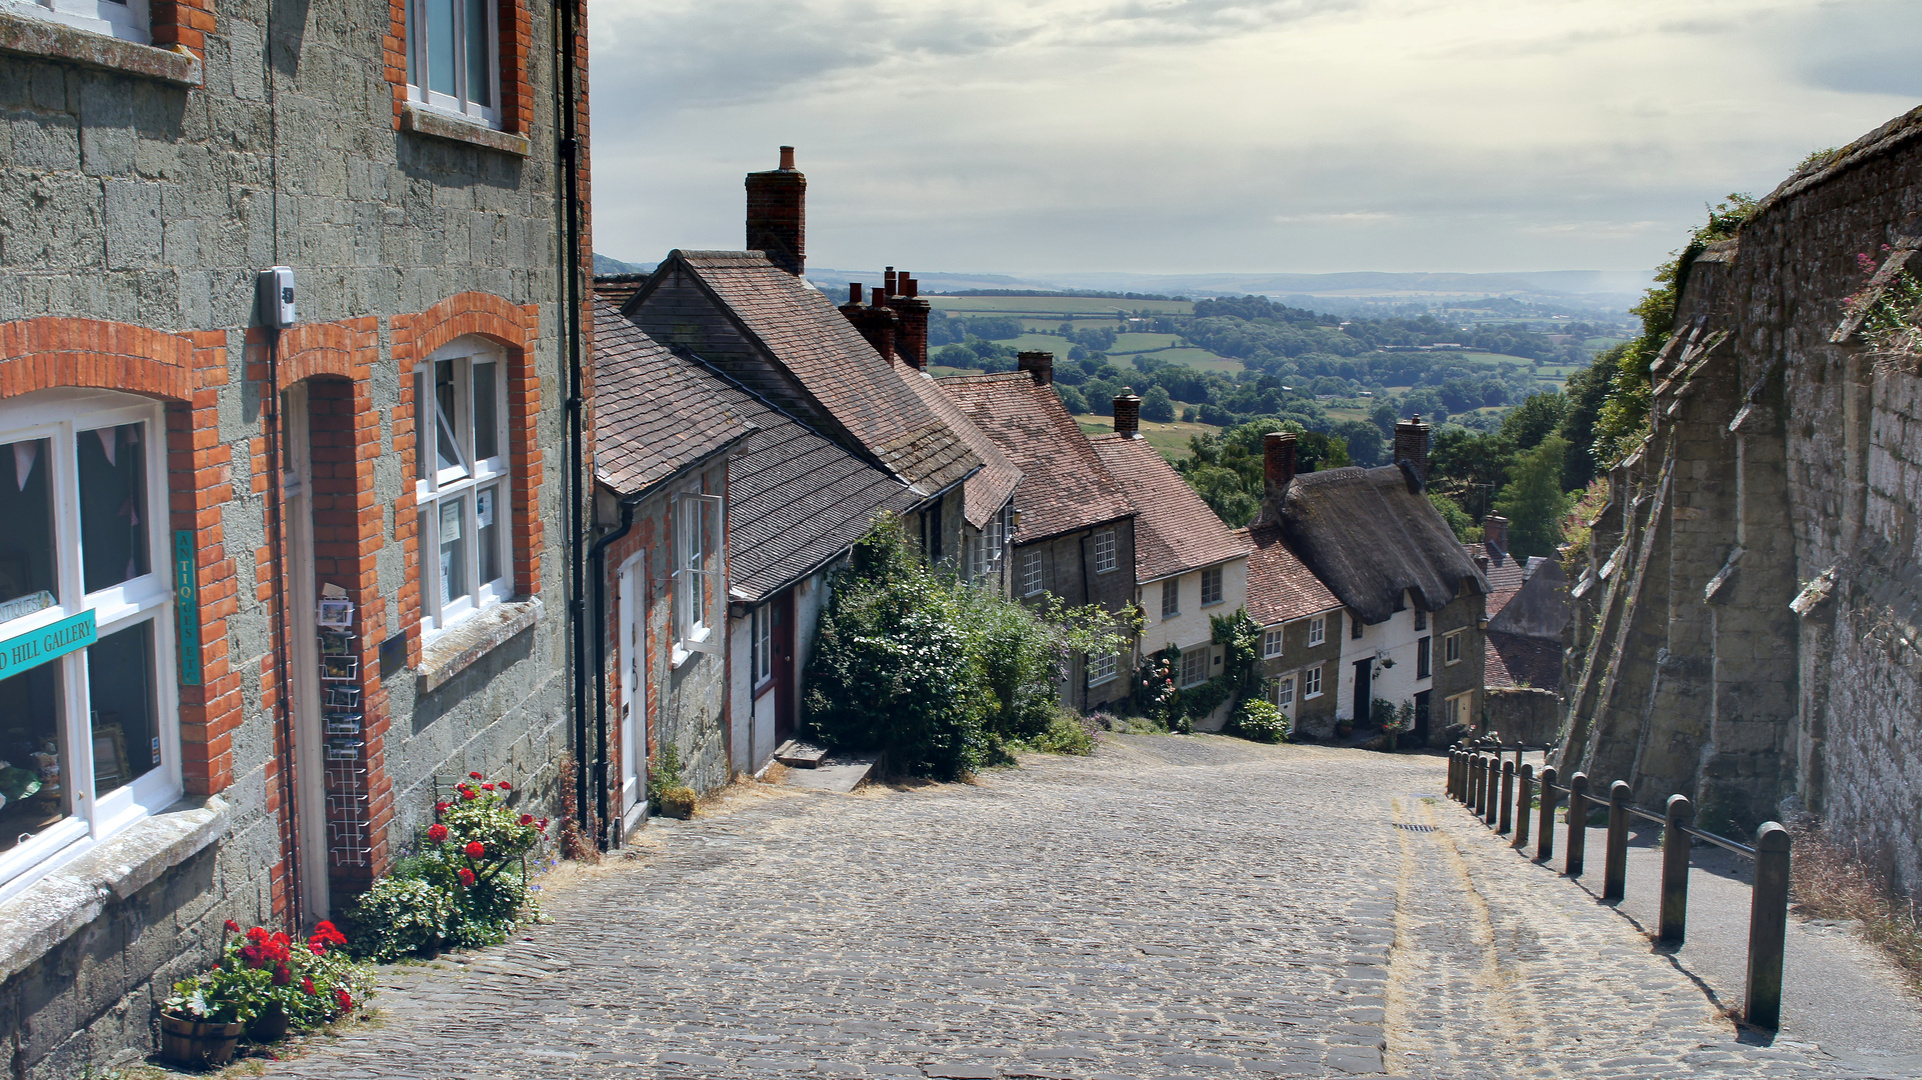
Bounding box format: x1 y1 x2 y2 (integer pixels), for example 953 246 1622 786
884 267 897 296
778 145 795 170
903 274 918 298
1018 351 1055 387
1113 389 1141 437
849 282 863 304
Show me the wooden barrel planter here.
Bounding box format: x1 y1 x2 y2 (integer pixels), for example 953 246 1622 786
160 1012 245 1067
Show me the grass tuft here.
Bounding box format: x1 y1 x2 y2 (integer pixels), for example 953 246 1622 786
1790 821 1922 991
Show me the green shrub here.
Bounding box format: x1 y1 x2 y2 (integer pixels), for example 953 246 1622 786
1233 697 1289 743
1371 697 1396 729
1024 710 1099 756
342 875 458 961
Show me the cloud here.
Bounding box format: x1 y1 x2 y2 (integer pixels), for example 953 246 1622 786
590 0 1922 276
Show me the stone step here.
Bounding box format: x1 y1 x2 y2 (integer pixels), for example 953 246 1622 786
773 740 828 769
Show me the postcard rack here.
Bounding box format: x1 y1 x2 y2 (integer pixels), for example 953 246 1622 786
318 588 370 868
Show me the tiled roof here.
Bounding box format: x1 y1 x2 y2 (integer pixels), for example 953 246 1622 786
592 275 647 308
1090 433 1248 581
1237 523 1341 626
1469 542 1528 617
653 250 984 497
939 372 1130 538
897 371 1022 528
704 369 918 603
1270 465 1488 625
1486 629 1563 691
591 300 755 496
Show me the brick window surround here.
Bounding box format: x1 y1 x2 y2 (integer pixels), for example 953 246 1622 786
0 317 233 797
392 292 542 667
383 0 533 133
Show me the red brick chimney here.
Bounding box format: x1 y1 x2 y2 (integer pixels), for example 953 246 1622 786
745 146 805 276
884 270 930 369
1113 390 1141 438
838 282 900 364
1394 414 1431 482
1252 431 1298 528
1482 514 1509 558
1017 351 1054 386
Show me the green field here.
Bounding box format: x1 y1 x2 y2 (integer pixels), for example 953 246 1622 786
1073 413 1218 460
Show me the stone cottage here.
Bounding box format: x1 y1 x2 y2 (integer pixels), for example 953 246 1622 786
0 0 590 1068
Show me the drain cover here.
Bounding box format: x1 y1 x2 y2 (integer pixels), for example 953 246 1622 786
1394 822 1437 832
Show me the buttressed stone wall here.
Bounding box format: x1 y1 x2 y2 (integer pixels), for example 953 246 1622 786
1559 104 1922 893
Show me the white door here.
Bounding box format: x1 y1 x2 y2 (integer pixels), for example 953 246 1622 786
617 552 644 815
282 384 330 921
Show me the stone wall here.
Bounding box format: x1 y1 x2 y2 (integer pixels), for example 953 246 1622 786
1558 105 1922 888
1484 688 1561 746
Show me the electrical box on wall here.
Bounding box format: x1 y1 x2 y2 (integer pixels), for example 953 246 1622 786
257 266 296 329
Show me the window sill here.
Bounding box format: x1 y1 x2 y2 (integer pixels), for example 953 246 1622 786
418 598 542 694
401 102 530 157
0 9 201 85
0 794 229 985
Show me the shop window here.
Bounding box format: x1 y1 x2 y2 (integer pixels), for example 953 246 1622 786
10 0 150 45
0 391 178 891
414 339 511 635
405 0 500 125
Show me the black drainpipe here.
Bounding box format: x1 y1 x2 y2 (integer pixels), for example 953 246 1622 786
586 492 641 849
553 0 588 837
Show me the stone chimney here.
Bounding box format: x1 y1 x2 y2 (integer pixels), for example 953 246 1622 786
745 146 805 276
1393 414 1431 482
1482 514 1509 558
1017 351 1054 386
838 282 900 364
1113 390 1141 438
884 270 930 369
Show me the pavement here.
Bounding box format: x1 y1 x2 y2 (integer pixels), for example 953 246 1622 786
251 735 1920 1080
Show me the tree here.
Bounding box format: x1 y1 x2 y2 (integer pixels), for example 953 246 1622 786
1498 391 1567 451
1493 436 1574 558
1429 491 1483 543
1555 347 1616 491
1140 385 1175 422
1333 419 1386 466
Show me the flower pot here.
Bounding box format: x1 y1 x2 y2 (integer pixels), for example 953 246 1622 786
160 1011 245 1067
248 1004 290 1042
655 787 696 820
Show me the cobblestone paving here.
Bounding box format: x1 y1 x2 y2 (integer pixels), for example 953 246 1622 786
263 736 1860 1080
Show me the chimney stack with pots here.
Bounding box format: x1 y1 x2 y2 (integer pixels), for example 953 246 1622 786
884 269 930 369
1113 390 1141 438
1253 431 1299 527
1018 351 1055 386
745 146 806 276
1482 514 1509 559
839 281 900 364
1394 414 1431 483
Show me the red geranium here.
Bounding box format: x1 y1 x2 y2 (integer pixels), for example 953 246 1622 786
482 783 495 791
302 976 316 996
246 926 269 945
308 921 348 954
335 988 353 1012
435 801 450 813
463 840 486 859
272 963 292 986
497 780 511 790
468 771 483 780
427 823 449 843
224 919 240 933
519 814 534 826
537 818 548 833
457 868 476 887
461 788 479 800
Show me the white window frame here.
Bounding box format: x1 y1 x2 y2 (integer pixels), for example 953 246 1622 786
1087 652 1118 688
672 491 723 664
1201 565 1224 606
1161 578 1179 619
7 0 150 44
1262 627 1283 659
0 389 180 899
1445 629 1464 665
404 0 503 126
1179 648 1209 688
1307 615 1326 648
413 338 511 637
1272 675 1295 711
1020 549 1044 598
750 601 773 688
1092 529 1117 574
1302 664 1324 699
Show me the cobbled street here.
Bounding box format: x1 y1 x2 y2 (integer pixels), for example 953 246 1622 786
263 736 1868 1080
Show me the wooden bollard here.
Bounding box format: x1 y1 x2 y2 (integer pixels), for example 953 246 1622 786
1447 750 1457 799
1484 757 1501 826
1565 773 1589 877
1745 823 1791 1030
1660 794 1692 944
1474 755 1487 816
1514 763 1533 849
1498 759 1515 834
1536 765 1557 861
1451 750 1462 800
1604 780 1631 901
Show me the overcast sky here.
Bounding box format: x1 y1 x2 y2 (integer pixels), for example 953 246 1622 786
587 0 1922 277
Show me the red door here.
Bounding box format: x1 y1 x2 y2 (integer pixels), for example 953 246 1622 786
773 591 797 740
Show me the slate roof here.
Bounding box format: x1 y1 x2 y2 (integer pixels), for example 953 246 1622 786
896 371 1022 529
706 370 919 604
939 372 1131 539
632 250 984 499
1271 465 1488 625
1486 630 1563 691
1090 433 1248 582
591 300 756 496
592 275 647 308
1237 523 1342 626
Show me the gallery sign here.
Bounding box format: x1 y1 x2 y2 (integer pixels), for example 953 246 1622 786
0 609 96 678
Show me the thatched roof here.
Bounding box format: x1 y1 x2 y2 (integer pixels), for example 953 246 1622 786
1273 465 1487 625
